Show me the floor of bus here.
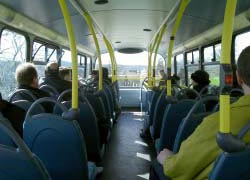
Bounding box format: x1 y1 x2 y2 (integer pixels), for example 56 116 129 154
97 110 156 180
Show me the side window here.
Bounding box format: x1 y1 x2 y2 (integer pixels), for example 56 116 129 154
203 43 221 86
78 55 86 79
235 31 250 63
61 49 72 67
32 42 58 79
86 57 91 78
186 50 200 85
0 29 27 99
176 54 185 86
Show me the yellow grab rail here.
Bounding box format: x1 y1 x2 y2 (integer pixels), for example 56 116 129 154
166 0 190 96
58 0 78 109
148 34 160 87
219 0 237 133
103 35 117 83
153 25 167 86
83 13 103 91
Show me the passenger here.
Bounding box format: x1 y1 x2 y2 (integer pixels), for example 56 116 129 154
149 46 250 180
185 70 210 99
41 62 72 93
14 63 52 112
171 74 180 85
158 69 167 87
59 67 72 82
102 67 112 85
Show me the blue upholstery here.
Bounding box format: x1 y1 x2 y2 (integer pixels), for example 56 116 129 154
104 86 115 120
88 162 96 180
62 100 104 163
23 97 92 180
150 89 173 140
148 89 161 126
173 112 210 153
157 100 196 152
0 118 50 180
12 100 45 114
209 149 250 180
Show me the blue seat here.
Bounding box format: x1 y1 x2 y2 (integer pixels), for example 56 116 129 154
209 124 250 180
0 117 50 180
155 99 198 153
147 89 161 126
173 96 218 153
150 89 175 140
62 100 105 163
12 100 45 115
23 97 96 180
39 84 59 97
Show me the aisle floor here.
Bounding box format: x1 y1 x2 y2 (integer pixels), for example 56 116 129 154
97 111 156 180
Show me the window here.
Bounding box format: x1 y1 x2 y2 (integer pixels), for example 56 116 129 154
61 49 72 67
203 43 221 86
78 55 85 79
176 54 185 86
235 31 250 63
95 53 112 76
86 57 91 78
0 29 27 99
186 50 200 85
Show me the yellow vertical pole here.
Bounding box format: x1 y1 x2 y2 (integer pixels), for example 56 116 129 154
83 13 103 91
58 0 78 109
166 0 190 96
153 25 167 86
103 36 116 83
219 0 237 133
148 34 160 87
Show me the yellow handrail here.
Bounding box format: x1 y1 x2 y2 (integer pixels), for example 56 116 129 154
103 35 117 83
83 13 103 91
58 0 78 109
153 25 167 86
166 0 190 96
148 34 160 87
219 0 237 133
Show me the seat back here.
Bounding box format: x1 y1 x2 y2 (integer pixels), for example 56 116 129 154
150 89 175 140
0 117 50 180
96 90 112 125
173 96 218 153
9 89 37 103
39 85 59 97
62 99 104 163
159 99 197 151
209 124 250 180
23 98 89 180
148 89 161 125
12 100 45 114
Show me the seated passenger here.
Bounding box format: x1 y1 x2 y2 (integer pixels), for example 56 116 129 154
102 67 112 85
149 46 250 179
14 63 53 113
14 63 50 101
59 67 72 82
41 62 72 93
186 70 210 99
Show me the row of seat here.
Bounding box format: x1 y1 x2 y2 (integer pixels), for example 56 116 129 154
144 86 250 179
0 80 121 180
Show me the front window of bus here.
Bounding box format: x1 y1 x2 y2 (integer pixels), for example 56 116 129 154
0 29 26 99
235 31 250 63
97 51 161 87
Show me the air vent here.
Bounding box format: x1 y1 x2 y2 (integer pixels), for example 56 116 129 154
143 28 152 32
118 48 143 54
115 41 121 44
94 0 108 5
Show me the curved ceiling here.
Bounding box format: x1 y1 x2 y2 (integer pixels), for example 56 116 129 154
0 0 250 57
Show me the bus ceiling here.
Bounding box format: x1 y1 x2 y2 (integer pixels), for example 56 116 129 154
0 0 249 56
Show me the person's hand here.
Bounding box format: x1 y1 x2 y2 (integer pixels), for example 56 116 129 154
157 149 168 165
157 149 173 165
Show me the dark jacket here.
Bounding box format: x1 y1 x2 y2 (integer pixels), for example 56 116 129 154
12 85 53 113
0 99 26 136
41 73 72 94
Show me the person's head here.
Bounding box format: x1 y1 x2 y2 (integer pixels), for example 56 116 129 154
15 63 38 88
171 74 180 85
91 70 99 80
191 70 210 86
59 67 71 81
45 62 59 76
102 67 109 79
236 46 250 94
